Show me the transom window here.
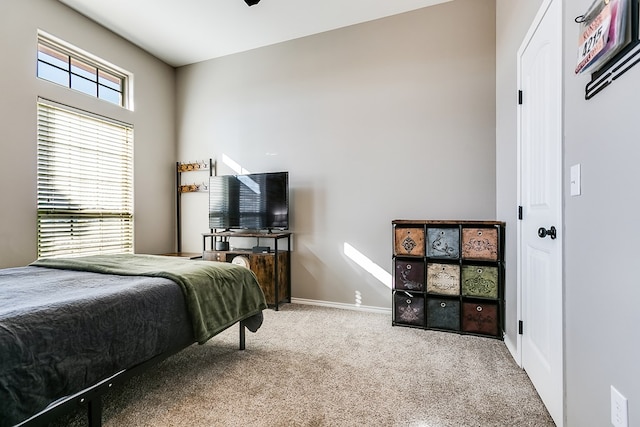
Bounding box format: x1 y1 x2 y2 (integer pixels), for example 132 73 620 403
37 34 129 108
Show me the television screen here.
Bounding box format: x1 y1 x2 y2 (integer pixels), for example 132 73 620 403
209 171 289 230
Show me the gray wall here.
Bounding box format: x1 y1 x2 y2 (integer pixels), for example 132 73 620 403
497 0 640 425
563 0 640 424
175 0 497 310
0 0 177 268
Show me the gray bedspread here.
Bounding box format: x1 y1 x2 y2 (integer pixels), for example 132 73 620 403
0 263 263 426
31 254 268 344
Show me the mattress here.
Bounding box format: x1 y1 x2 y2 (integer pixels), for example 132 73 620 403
0 258 264 427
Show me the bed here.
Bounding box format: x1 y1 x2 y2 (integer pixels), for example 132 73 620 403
0 254 267 427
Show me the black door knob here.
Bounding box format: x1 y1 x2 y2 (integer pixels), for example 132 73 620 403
537 226 557 239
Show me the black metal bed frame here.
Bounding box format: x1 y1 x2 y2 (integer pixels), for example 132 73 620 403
14 320 250 427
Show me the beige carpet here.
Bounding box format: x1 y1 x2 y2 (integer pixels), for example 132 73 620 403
55 304 554 426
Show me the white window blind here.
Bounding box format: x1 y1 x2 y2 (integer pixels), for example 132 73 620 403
37 99 134 258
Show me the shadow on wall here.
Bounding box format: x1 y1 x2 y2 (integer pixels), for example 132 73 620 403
343 242 391 288
221 153 251 174
343 242 392 307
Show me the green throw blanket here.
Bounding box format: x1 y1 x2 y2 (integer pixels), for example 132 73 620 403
31 254 267 344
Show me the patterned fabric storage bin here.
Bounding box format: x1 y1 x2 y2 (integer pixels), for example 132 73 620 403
393 292 425 327
394 260 425 291
461 228 499 261
461 301 499 337
427 228 460 259
394 227 425 257
426 263 460 296
461 265 499 298
426 298 460 331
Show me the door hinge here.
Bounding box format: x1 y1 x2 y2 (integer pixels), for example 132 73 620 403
518 206 523 220
518 90 523 105
518 320 524 335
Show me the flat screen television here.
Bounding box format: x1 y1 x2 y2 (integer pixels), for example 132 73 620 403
209 171 289 231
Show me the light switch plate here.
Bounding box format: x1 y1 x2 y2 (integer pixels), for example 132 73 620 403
570 164 581 196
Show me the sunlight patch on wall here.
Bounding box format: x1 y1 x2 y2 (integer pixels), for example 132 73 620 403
343 242 392 289
221 153 251 175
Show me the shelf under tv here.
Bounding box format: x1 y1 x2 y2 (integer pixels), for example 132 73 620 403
201 231 292 310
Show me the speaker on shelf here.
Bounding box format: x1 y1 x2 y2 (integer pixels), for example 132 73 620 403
231 256 250 268
215 241 229 251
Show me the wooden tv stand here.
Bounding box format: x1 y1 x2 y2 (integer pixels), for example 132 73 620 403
202 231 291 310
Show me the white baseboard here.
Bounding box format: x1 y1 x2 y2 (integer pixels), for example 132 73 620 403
290 297 391 315
504 335 520 366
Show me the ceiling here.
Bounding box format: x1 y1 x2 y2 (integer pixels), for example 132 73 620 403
58 0 451 67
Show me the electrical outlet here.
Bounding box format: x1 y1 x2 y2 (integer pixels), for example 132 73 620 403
611 386 629 427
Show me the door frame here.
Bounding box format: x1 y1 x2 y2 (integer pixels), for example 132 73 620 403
516 0 564 424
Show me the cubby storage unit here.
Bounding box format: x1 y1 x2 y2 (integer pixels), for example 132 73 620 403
202 231 291 310
392 220 505 339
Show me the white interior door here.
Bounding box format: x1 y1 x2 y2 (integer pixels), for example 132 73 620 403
517 0 563 425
